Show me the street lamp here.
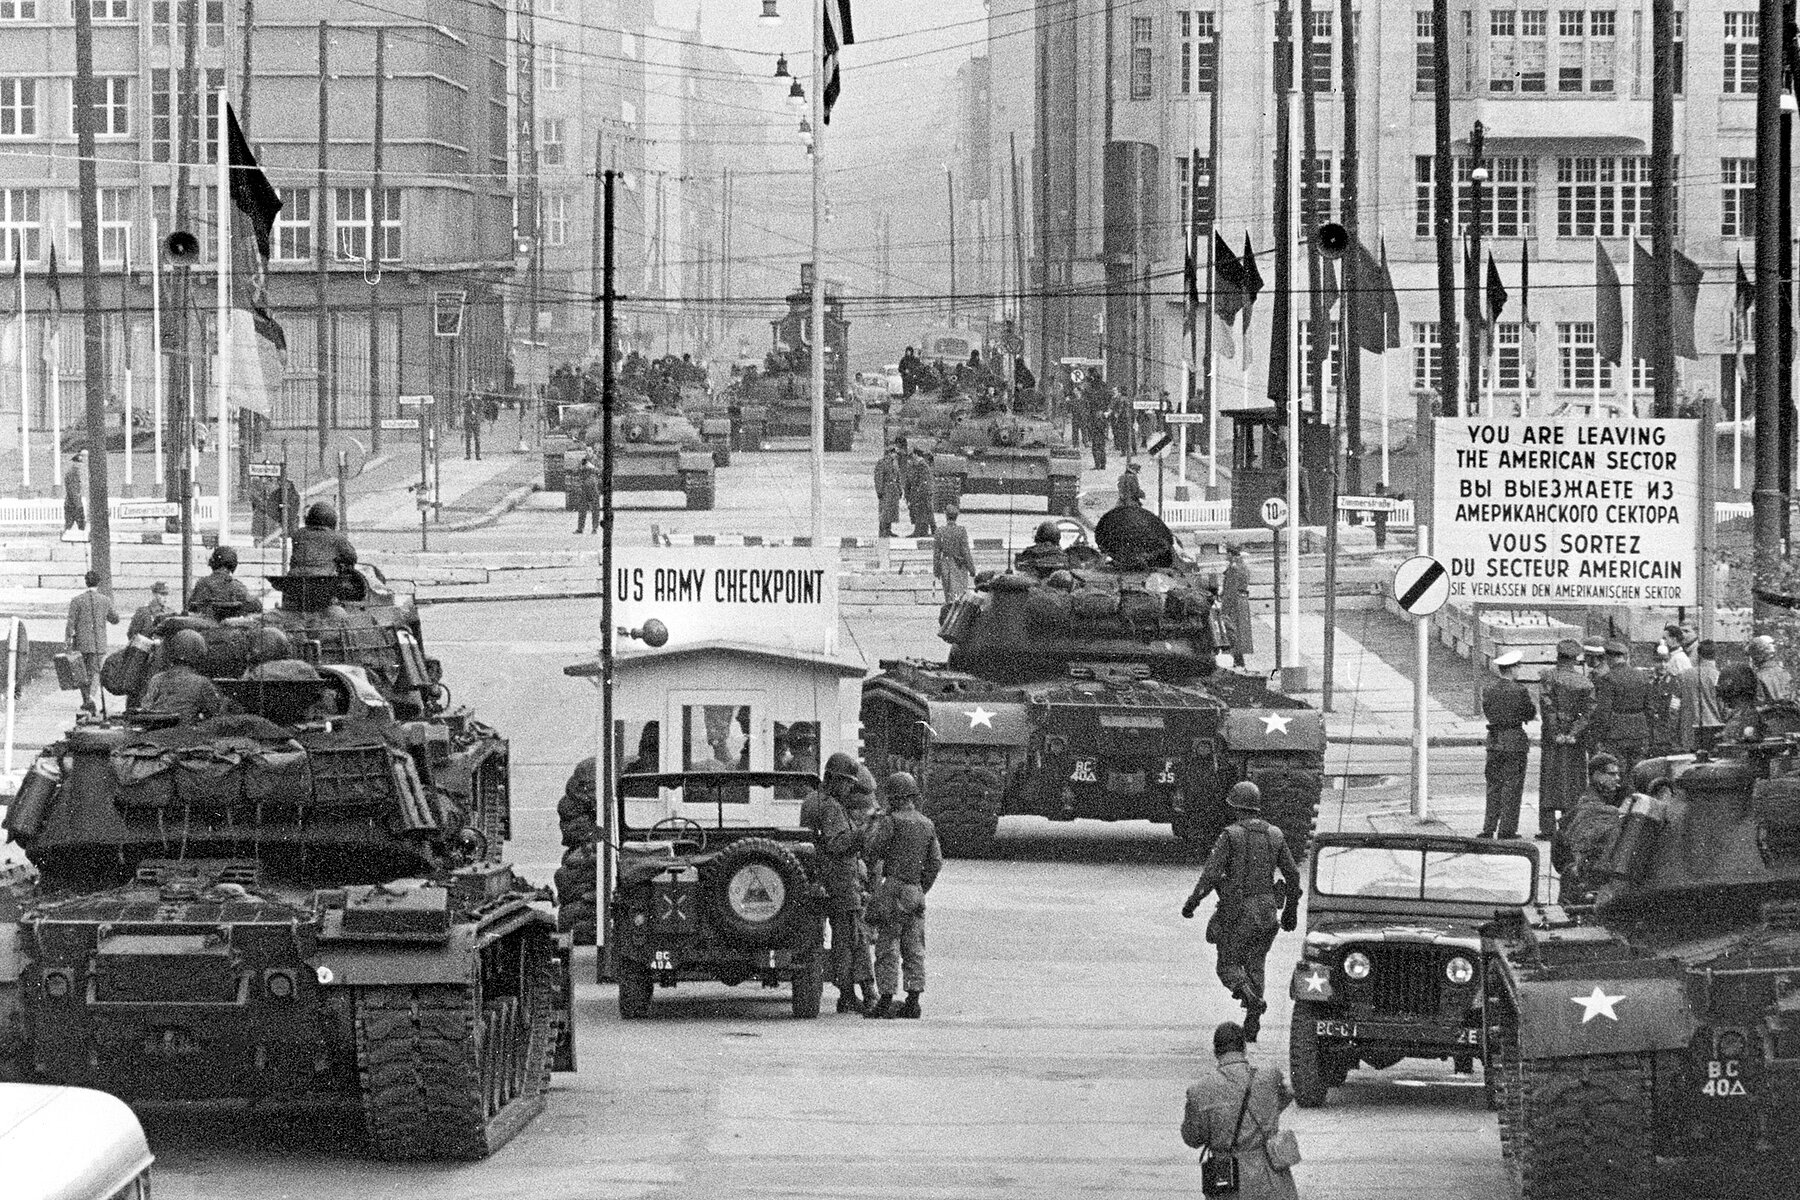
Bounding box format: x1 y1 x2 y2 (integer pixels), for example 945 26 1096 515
774 53 790 78
759 0 781 25
788 77 806 108
798 116 813 147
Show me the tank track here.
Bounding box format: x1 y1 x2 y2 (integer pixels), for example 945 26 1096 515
354 931 555 1160
923 744 1007 858
1244 756 1323 856
1516 1052 1659 1200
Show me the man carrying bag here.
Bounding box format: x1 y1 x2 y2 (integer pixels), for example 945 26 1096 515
1181 1021 1302 1198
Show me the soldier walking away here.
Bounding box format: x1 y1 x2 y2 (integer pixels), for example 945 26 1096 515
1479 650 1536 839
1180 1021 1302 1200
62 453 87 535
1181 781 1301 1043
933 505 976 603
63 570 117 714
862 771 942 1019
462 390 484 460
801 753 872 1014
1116 461 1145 506
1221 545 1254 668
1551 753 1625 907
1536 639 1593 839
874 440 905 538
573 448 603 535
903 448 937 539
1591 640 1653 781
1748 634 1793 703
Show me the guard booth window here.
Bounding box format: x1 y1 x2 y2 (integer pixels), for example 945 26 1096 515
683 704 751 774
774 719 820 798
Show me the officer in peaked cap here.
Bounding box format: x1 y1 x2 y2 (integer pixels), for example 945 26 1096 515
1181 781 1301 1043
1593 639 1654 781
1537 638 1595 840
1479 649 1537 839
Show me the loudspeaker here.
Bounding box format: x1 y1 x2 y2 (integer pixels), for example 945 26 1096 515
163 230 201 263
1315 223 1350 260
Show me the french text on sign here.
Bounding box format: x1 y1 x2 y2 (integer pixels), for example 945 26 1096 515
1392 556 1450 617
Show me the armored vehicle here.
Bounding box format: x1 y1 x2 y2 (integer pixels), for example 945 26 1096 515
675 383 736 464
1486 707 1800 1200
858 525 1323 857
541 403 716 511
1286 832 1539 1108
931 406 1082 516
881 387 960 448
732 370 858 452
0 574 574 1160
604 771 831 1019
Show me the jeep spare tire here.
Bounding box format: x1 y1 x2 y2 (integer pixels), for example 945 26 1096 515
703 837 810 947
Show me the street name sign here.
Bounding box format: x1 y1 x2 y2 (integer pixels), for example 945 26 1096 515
1131 399 1163 412
379 417 415 431
1163 413 1208 425
247 462 282 479
397 394 435 407
1260 497 1289 528
611 546 841 655
1337 494 1403 512
118 500 179 519
1433 418 1699 607
1392 555 1450 616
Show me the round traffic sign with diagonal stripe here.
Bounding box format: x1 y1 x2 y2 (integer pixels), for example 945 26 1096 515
1393 555 1450 616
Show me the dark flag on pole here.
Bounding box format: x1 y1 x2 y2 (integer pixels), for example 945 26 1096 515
1485 252 1508 325
226 102 282 262
1240 233 1263 367
1668 245 1703 361
1519 241 1537 387
822 1 855 125
1594 239 1624 366
1184 247 1200 335
1212 233 1247 324
1736 252 1755 343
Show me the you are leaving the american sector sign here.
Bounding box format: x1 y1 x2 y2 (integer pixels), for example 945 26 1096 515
1432 418 1698 607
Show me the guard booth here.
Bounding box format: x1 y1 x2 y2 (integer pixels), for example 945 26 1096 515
1225 408 1333 528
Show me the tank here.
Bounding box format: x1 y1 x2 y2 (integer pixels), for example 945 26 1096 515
0 570 575 1160
857 523 1324 857
930 401 1082 517
541 401 717 511
1488 704 1800 1199
674 382 735 465
732 366 858 452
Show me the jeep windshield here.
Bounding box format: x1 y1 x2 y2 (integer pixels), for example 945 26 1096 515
1313 844 1536 906
617 771 823 837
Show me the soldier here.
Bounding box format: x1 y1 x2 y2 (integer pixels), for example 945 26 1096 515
1083 375 1110 469
903 448 936 538
1015 521 1068 577
801 753 871 1014
288 502 358 578
188 546 255 621
127 580 171 641
1694 639 1725 750
462 390 484 460
874 441 905 538
1221 545 1254 668
1552 753 1625 906
141 629 225 724
1591 640 1654 781
1536 639 1593 840
1479 650 1537 839
1748 634 1793 703
1181 781 1301 1043
573 448 603 535
1116 461 1145 507
862 770 943 1019
62 452 86 534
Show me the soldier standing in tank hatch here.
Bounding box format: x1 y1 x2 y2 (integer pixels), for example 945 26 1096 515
1181 781 1301 1043
1536 639 1593 840
1479 650 1536 839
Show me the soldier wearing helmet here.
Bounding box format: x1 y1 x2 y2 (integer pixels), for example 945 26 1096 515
242 625 321 682
141 629 225 724
1015 521 1068 577
862 770 943 1019
800 751 872 1013
288 501 359 579
1180 781 1301 1043
188 545 255 621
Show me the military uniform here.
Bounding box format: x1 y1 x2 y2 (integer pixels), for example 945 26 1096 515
1536 643 1593 838
1480 652 1537 838
1183 786 1301 1041
1117 466 1145 506
288 525 357 577
933 518 976 602
188 569 254 621
902 453 936 538
1592 644 1654 780
573 453 602 535
863 776 942 1018
874 449 905 538
141 663 225 724
1221 551 1254 665
799 780 866 1008
1553 787 1623 906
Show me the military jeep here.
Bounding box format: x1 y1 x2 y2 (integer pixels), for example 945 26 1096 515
1286 832 1539 1107
607 771 830 1020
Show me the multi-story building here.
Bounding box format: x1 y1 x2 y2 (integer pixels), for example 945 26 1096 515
993 0 1784 492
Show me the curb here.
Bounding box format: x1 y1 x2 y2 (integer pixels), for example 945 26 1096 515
412 586 602 607
1327 731 1488 748
350 481 538 536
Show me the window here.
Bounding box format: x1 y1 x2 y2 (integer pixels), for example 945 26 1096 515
80 0 131 17
541 117 565 167
1553 8 1614 92
1130 16 1153 99
151 69 222 163
540 42 564 91
1180 10 1219 94
1671 10 1685 95
1177 154 1215 235
150 0 222 46
0 78 36 136
544 193 568 247
274 187 312 261
1298 319 1342 392
1480 323 1525 391
66 186 131 266
0 188 42 264
71 75 128 136
1415 10 1436 93
1722 158 1756 238
1725 11 1758 93
538 0 564 12
1558 321 1611 390
0 1 38 17
333 189 398 262
1412 321 1443 392
1489 8 1548 92
682 704 749 773
1301 154 1339 230
1305 9 1334 93
1556 155 1670 238
1415 157 1539 238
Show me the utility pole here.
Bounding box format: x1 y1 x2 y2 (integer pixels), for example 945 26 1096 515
368 28 386 457
72 0 113 585
947 167 958 322
1466 120 1486 414
1340 0 1361 494
1010 133 1027 383
590 130 605 349
315 21 331 464
1431 0 1459 418
240 0 255 139
809 0 825 546
598 167 618 975
1649 0 1676 418
1300 0 1323 422
1270 0 1293 409
1753 0 1786 611
167 0 200 516
1780 8 1796 543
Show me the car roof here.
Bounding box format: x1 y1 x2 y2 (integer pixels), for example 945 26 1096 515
0 1084 153 1200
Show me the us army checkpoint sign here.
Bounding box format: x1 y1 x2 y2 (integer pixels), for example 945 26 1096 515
1432 418 1699 607
610 546 840 655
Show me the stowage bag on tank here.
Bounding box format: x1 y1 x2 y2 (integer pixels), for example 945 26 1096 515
242 744 311 807
112 745 177 808
3 756 63 839
1021 587 1072 638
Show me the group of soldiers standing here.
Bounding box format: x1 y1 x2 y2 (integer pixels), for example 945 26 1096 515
873 440 939 539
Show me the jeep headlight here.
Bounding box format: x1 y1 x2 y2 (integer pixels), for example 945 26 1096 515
1445 955 1475 985
1342 951 1372 980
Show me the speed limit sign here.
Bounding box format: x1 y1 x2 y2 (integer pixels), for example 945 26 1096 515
1260 497 1290 528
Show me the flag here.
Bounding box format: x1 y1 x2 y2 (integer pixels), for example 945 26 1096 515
222 103 286 413
1184 246 1200 336
1736 253 1755 344
42 243 60 366
1213 233 1248 324
0 253 20 368
1520 242 1536 386
226 103 282 263
1631 241 1656 362
1353 239 1400 353
1485 252 1507 325
1594 239 1623 366
1520 241 1532 325
1668 245 1702 361
822 1 855 126
1240 234 1263 367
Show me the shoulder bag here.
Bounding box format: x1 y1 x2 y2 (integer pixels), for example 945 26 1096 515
1199 1068 1256 1196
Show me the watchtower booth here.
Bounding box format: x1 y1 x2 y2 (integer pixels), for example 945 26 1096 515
1224 408 1332 528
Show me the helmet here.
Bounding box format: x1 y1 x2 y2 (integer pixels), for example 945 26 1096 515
208 545 239 572
823 751 861 783
852 763 877 798
166 629 209 666
1225 781 1262 811
304 501 338 530
1034 520 1061 545
884 771 920 802
247 625 293 665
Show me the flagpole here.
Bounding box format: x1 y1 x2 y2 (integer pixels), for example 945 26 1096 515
150 216 164 484
215 88 230 546
1619 240 1634 415
48 266 61 484
1735 341 1745 490
1378 225 1389 486
18 258 28 491
122 290 132 490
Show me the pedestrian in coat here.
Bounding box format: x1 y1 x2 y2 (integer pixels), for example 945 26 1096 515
1694 640 1724 749
1110 388 1134 455
902 449 936 538
1748 635 1793 704
62 453 87 533
462 391 484 460
64 570 117 713
1536 639 1593 839
1182 782 1301 1043
1591 640 1654 781
874 442 905 538
572 448 602 535
1479 650 1537 839
1221 545 1255 667
933 505 976 603
862 770 942 1019
1180 1022 1301 1200
802 753 873 1013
